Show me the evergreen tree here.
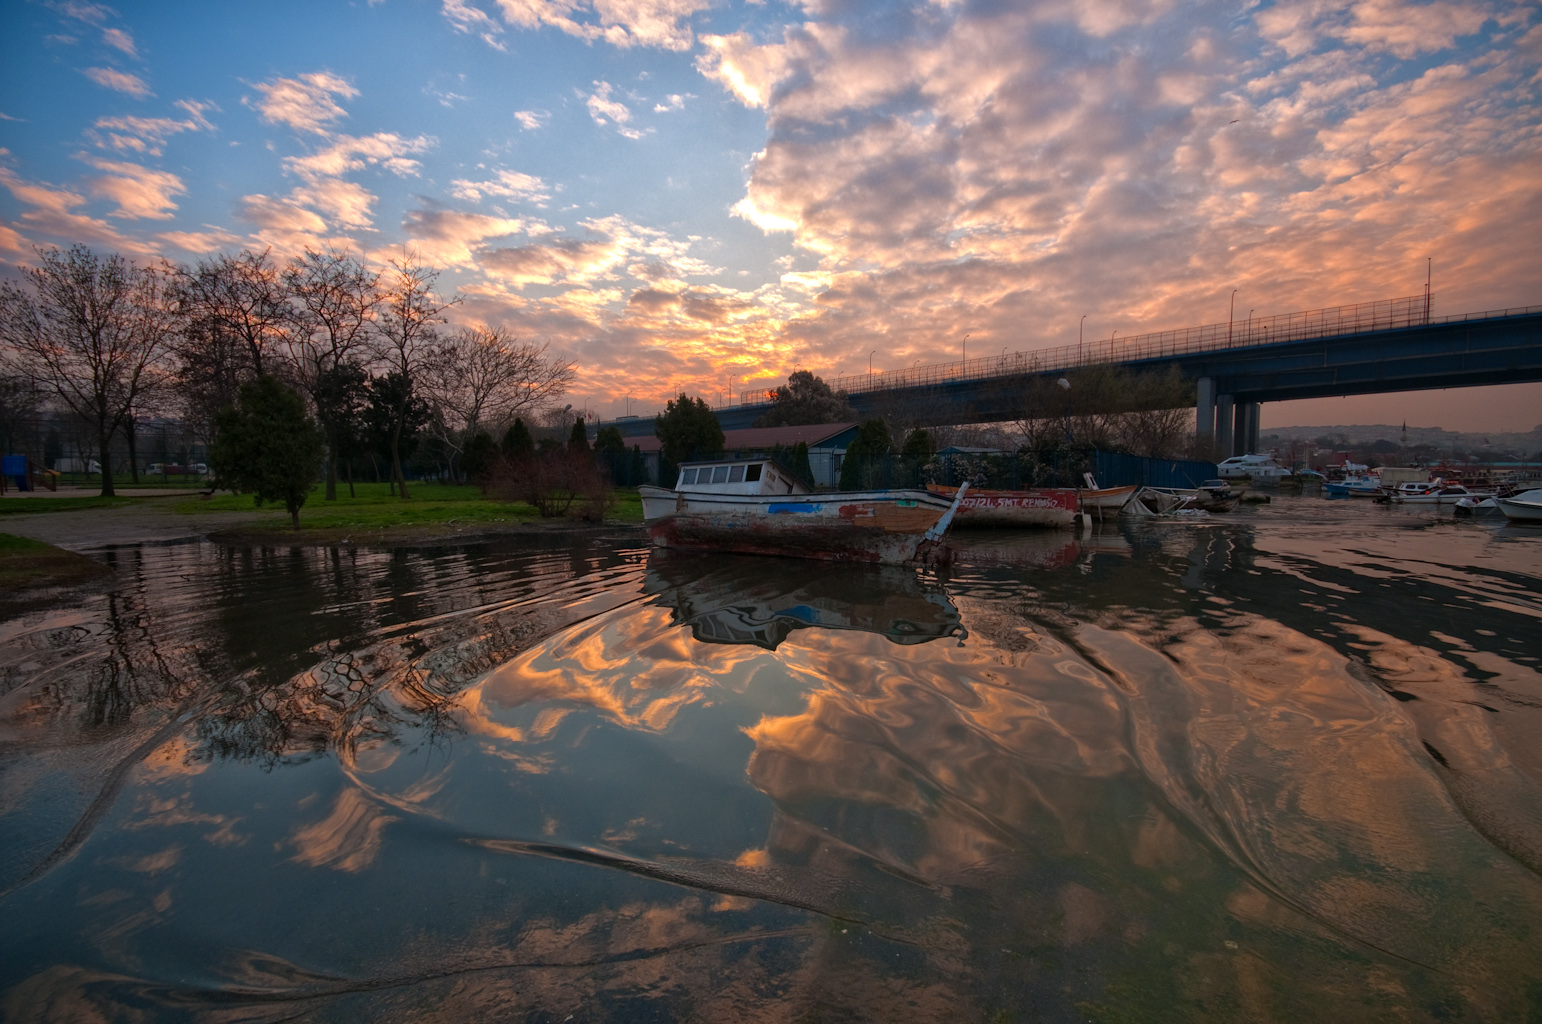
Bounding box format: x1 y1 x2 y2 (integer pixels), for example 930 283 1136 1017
568 416 590 453
654 394 724 478
839 419 893 489
210 375 325 529
753 371 856 427
462 430 497 484
594 425 625 453
501 418 534 460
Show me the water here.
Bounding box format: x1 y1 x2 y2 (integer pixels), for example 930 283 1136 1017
2 499 1540 1022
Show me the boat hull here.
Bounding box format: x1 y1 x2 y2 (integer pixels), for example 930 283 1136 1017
926 485 1078 528
640 486 957 564
1496 489 1542 522
1078 485 1138 510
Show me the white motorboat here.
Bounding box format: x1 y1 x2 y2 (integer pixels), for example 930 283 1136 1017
639 458 968 563
1324 472 1382 497
1388 480 1495 505
1495 488 1542 523
1217 454 1288 481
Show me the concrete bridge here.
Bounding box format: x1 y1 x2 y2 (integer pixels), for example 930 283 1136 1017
606 295 1542 456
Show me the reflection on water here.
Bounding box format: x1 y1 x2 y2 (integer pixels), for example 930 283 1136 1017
2 501 1541 1022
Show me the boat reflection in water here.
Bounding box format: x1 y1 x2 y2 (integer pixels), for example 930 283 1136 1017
643 550 965 649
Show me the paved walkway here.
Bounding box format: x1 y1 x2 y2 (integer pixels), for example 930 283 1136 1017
0 501 274 550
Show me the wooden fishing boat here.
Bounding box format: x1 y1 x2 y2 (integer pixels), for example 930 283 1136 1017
1077 474 1139 511
639 458 967 564
925 483 1078 528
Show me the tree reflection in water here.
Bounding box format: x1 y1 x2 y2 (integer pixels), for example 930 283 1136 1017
2 505 1541 1022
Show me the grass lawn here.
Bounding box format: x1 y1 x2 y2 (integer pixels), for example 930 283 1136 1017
0 532 108 589
177 481 645 533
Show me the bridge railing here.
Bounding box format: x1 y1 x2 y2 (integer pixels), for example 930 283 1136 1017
783 296 1540 401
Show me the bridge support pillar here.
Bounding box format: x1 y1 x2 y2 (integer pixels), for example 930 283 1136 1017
1195 377 1216 448
1233 401 1250 456
1243 402 1261 455
1216 395 1234 459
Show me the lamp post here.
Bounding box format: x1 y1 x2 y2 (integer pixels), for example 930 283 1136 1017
1111 329 1117 360
869 349 875 377
1246 309 1253 342
962 334 969 371
1228 288 1237 345
1079 314 1086 365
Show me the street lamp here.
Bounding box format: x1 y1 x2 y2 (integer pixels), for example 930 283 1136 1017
1228 288 1237 345
869 349 876 376
962 334 969 371
1079 314 1086 364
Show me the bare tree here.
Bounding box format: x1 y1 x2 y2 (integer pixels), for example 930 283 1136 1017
0 245 175 496
282 249 381 500
374 249 458 498
422 327 575 458
175 249 289 376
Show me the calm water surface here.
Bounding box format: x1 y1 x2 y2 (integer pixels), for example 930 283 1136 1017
2 498 1540 1022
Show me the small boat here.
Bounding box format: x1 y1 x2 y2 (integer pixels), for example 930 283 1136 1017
1078 474 1138 511
926 483 1078 528
1495 488 1542 523
1324 472 1382 497
1121 487 1211 519
639 458 967 564
1387 480 1494 505
1140 479 1239 513
1217 454 1288 481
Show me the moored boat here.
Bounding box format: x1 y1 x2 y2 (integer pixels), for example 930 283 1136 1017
1324 472 1382 497
1077 474 1138 512
1495 488 1542 523
926 483 1078 528
640 458 967 564
1387 480 1494 505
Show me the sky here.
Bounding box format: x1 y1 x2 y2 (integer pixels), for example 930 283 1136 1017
1 0 1539 432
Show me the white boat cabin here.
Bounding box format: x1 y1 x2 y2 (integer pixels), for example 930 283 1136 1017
675 459 810 496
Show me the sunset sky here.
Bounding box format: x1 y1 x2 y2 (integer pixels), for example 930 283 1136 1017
2 0 1539 432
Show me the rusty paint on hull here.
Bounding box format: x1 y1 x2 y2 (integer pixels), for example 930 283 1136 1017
927 484 1078 528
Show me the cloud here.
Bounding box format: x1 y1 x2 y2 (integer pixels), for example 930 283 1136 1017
101 26 137 58
585 81 646 138
513 109 550 129
450 169 550 204
82 66 152 98
282 132 436 182
444 0 709 51
676 0 1542 389
401 206 532 267
1257 0 1494 60
0 154 148 254
442 0 508 49
84 157 186 219
248 72 357 134
88 99 218 156
156 226 244 254
652 93 687 112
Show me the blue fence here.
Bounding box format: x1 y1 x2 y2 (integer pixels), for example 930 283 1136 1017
1093 451 1218 488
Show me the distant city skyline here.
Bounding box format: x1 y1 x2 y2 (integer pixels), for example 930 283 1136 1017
2 0 1538 430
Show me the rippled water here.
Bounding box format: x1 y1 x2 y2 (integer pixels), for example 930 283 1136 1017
3 499 1540 1022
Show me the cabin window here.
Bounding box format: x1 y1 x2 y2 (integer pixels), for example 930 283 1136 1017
680 468 697 485
728 465 746 483
745 463 762 482
711 465 730 483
